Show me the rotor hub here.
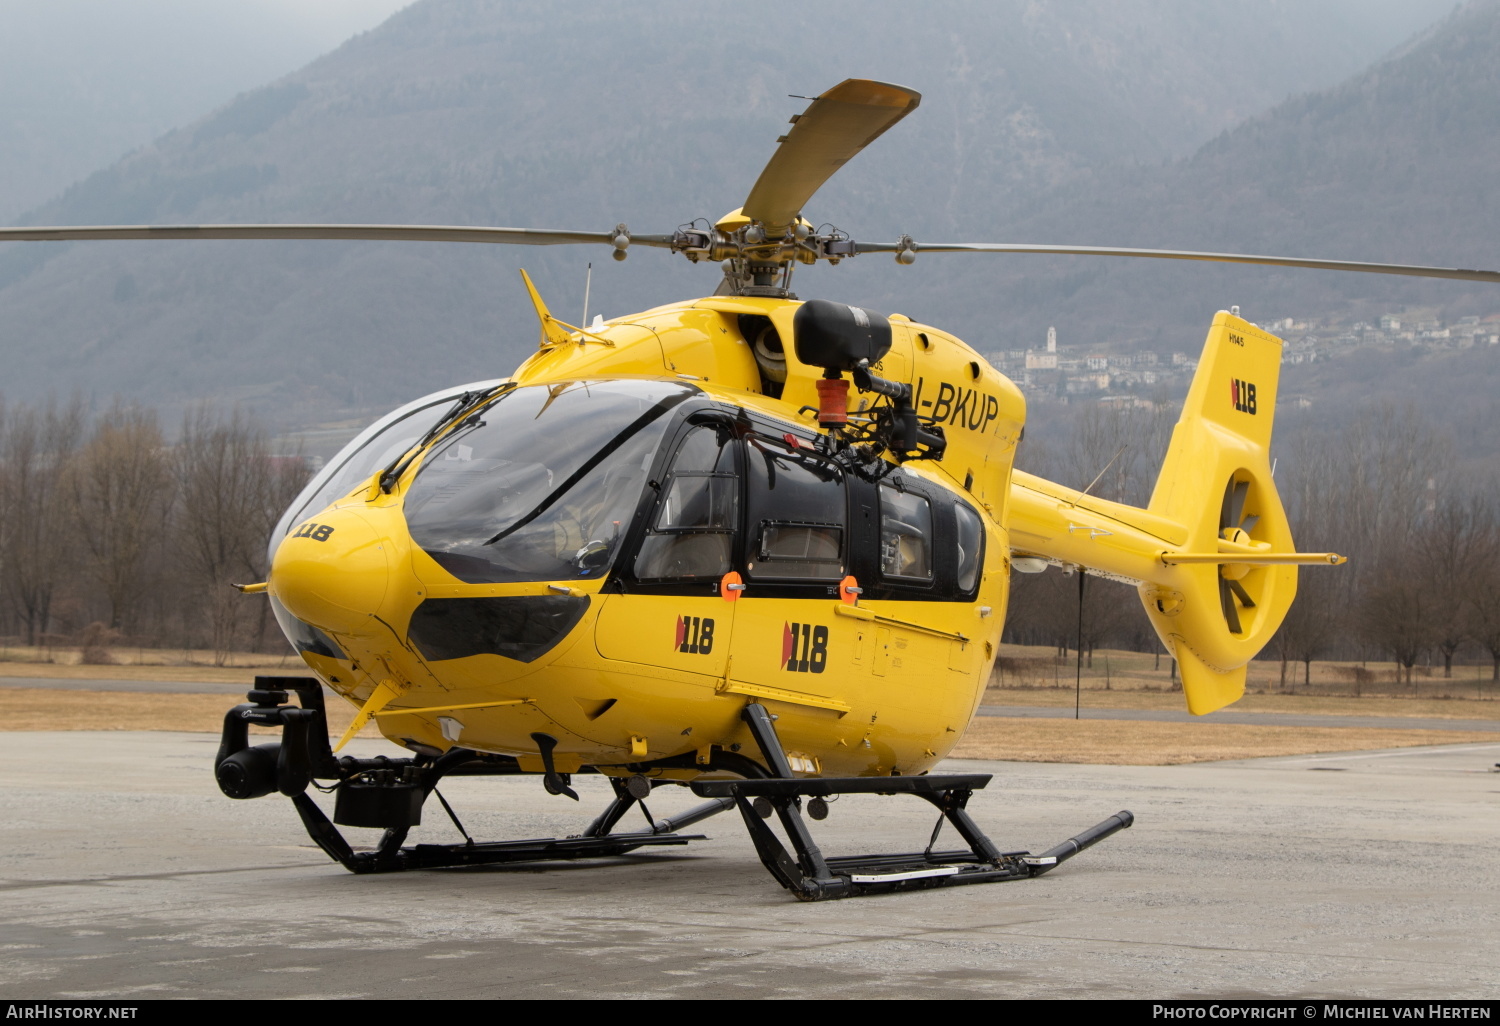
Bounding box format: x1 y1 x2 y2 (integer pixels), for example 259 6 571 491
679 210 861 297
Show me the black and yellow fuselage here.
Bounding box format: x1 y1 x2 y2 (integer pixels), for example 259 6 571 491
270 294 1312 779
270 296 1027 778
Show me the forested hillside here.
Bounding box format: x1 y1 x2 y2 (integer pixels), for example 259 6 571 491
0 0 1467 432
930 0 1500 355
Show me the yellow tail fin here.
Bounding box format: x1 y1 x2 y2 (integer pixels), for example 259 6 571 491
1141 311 1296 714
1007 310 1343 715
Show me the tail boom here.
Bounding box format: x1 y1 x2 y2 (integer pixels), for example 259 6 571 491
1006 311 1343 715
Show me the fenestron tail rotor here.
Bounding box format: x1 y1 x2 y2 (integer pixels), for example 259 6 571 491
1218 477 1258 635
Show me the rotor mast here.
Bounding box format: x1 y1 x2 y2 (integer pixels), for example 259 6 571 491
657 78 922 297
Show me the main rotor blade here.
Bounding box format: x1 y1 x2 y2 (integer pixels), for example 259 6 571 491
743 79 920 232
856 241 1500 285
0 224 677 248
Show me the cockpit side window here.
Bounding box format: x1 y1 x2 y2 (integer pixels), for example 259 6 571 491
745 438 845 581
879 484 933 583
633 425 739 580
954 500 984 594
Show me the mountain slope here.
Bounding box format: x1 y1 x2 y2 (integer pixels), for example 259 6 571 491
0 0 411 221
0 0 1459 427
912 0 1500 355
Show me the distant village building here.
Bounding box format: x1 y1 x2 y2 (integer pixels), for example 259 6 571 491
1026 326 1060 369
998 306 1497 404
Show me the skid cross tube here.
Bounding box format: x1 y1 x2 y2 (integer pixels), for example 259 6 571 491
584 776 739 839
215 680 1130 896
219 676 712 874
694 702 1134 900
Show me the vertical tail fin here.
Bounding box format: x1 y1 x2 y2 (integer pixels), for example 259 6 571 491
1141 311 1298 714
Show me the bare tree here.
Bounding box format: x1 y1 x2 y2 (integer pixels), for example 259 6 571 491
0 399 84 643
176 405 308 664
1359 550 1442 687
1075 572 1136 668
1064 401 1177 507
1466 500 1500 681
1273 567 1342 689
70 405 172 631
1273 427 1349 687
1002 564 1071 655
1416 497 1482 678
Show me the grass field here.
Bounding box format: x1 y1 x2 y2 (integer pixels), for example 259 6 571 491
1 685 1493 766
994 643 1500 703
982 686 1500 721
2 642 1495 765
0 687 380 739
0 646 299 681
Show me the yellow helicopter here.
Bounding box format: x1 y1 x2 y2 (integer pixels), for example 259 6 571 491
7 79 1496 901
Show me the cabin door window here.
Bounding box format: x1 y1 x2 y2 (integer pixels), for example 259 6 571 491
632 425 740 581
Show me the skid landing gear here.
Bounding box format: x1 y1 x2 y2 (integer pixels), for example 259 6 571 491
688 704 1134 901
214 676 724 874
214 679 1131 898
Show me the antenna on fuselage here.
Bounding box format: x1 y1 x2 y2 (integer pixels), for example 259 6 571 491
582 262 592 328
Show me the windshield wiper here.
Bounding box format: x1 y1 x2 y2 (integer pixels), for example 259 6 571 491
378 384 512 492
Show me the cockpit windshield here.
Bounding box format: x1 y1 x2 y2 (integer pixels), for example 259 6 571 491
281 395 457 535
404 380 693 584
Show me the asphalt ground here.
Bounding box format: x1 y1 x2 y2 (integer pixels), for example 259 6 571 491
2 731 1497 999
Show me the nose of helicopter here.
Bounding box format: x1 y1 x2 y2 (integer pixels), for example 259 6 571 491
270 507 391 635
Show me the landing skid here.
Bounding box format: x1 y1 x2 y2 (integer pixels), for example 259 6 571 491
291 791 706 873
214 677 1131 899
214 676 724 874
694 703 1134 901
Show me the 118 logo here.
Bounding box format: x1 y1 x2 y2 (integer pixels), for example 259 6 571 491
782 622 828 674
1230 378 1258 415
675 616 715 655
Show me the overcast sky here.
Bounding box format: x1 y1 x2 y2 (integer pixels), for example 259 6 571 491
0 0 412 220
0 0 1458 224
